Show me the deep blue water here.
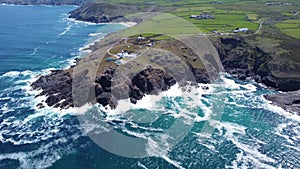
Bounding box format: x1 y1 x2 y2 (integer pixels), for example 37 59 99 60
0 4 300 169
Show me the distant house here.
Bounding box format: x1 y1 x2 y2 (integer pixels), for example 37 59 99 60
146 42 154 47
211 1 223 4
266 2 293 6
190 13 215 20
137 34 145 41
233 28 249 33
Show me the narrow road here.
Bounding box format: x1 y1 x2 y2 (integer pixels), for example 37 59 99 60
253 20 264 35
294 11 299 16
107 47 115 56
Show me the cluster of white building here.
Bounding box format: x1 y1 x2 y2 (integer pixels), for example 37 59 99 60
117 51 137 58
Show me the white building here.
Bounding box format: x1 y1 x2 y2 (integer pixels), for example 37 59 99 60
117 51 137 58
233 28 249 33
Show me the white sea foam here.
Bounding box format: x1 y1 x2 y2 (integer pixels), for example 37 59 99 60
30 47 39 55
137 161 148 169
275 121 300 147
66 17 135 28
1 71 21 77
131 83 182 110
263 97 300 122
99 83 210 126
0 103 9 115
146 136 185 169
89 32 103 37
59 22 72 36
208 119 276 169
66 18 101 26
0 136 76 169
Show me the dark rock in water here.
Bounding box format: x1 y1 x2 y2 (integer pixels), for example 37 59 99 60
31 70 73 109
36 103 45 109
202 86 209 90
265 90 300 114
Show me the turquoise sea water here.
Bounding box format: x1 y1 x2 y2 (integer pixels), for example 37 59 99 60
0 4 300 169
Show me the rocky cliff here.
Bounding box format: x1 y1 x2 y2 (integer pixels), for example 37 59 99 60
214 37 300 92
68 2 163 23
31 67 177 109
265 91 300 114
214 37 300 113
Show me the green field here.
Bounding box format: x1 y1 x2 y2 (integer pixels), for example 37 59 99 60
172 7 258 33
276 19 300 39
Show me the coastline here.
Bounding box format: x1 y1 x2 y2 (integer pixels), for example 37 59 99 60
1 3 300 169
24 4 299 115
66 17 137 27
29 16 136 110
118 21 137 27
0 3 79 7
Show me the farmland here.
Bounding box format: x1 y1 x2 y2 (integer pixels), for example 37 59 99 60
276 19 300 39
85 0 300 80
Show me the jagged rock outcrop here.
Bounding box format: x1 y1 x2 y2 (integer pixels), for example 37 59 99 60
31 70 73 109
265 90 300 114
31 67 176 109
129 68 176 104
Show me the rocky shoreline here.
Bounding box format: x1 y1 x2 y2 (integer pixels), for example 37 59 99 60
29 2 299 114
30 36 300 113
265 91 300 114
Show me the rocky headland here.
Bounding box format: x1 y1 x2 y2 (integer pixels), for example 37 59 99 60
68 2 166 23
30 2 299 114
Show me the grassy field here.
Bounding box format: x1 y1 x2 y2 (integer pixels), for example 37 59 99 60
276 19 300 39
172 7 258 33
246 13 258 21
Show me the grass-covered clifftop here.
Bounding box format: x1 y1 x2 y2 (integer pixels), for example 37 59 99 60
69 1 300 90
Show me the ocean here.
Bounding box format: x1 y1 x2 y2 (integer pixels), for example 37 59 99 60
0 4 300 169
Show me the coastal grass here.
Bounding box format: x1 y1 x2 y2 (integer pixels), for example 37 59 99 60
246 14 258 21
282 12 294 17
276 19 300 39
124 13 203 38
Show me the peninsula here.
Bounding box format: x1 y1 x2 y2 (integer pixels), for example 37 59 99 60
28 1 300 114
